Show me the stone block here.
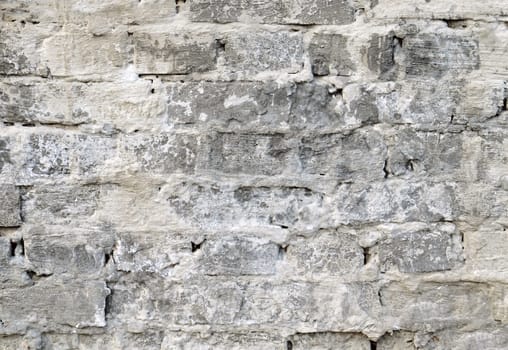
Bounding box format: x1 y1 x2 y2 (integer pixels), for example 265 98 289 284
189 0 356 25
309 34 354 76
0 184 21 227
0 279 109 333
133 32 217 75
24 225 114 275
121 133 197 175
299 129 386 181
223 31 304 76
403 33 479 78
378 223 463 273
331 181 457 225
286 231 364 276
41 31 130 79
166 183 324 230
379 282 494 331
0 79 165 130
198 236 280 276
201 132 294 176
288 332 370 350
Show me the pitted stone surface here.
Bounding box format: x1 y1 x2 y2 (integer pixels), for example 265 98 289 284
1 0 508 349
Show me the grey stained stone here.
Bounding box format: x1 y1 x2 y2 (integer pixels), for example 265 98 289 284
309 34 354 76
189 0 356 25
0 184 21 227
403 33 480 78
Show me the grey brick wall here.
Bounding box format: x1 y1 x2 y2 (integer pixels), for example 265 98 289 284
1 0 508 348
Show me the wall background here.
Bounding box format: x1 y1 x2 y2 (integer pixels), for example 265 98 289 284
1 0 508 348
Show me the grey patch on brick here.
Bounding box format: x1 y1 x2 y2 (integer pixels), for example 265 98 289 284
403 34 480 78
379 228 463 273
198 236 280 276
309 34 354 76
0 185 21 227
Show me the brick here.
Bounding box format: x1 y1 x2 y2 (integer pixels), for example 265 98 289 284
41 31 130 78
463 223 508 272
133 32 217 75
166 81 344 133
198 236 280 276
379 282 494 331
161 331 284 350
385 129 464 179
0 184 21 227
0 79 165 130
0 0 176 27
378 223 463 273
403 33 479 78
111 279 378 330
223 31 304 76
121 133 197 174
20 133 116 181
309 34 354 76
166 183 324 230
189 0 356 25
299 129 387 181
0 279 109 333
201 132 294 176
114 231 191 275
0 22 50 76
331 181 457 225
286 231 364 276
288 332 370 350
24 225 114 275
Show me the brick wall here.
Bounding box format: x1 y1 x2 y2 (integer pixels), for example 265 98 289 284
1 0 508 348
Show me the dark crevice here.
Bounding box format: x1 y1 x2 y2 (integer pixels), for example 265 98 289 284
363 247 372 265
378 289 384 306
445 19 468 29
9 240 17 257
383 159 390 178
278 244 288 259
105 286 113 319
26 270 52 281
286 340 293 350
370 340 377 350
215 38 226 63
191 239 206 252
175 0 186 14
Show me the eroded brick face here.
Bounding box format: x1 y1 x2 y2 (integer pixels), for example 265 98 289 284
1 0 508 348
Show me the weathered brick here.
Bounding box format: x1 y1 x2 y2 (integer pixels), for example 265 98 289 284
286 231 364 276
121 133 197 175
0 0 176 27
166 183 324 230
114 231 191 275
299 129 387 181
133 32 217 75
331 181 457 225
161 331 284 350
0 79 165 130
189 0 356 25
223 31 304 76
309 34 354 76
198 236 280 276
0 22 50 76
379 282 494 331
378 223 463 273
41 31 130 78
166 81 345 132
20 133 116 181
201 132 294 176
0 184 21 227
111 278 378 330
403 33 480 78
24 225 114 275
0 279 109 333
288 332 370 350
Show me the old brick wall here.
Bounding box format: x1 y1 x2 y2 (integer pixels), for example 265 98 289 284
1 0 508 349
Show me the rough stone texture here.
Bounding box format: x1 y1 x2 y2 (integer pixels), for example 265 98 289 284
1 0 508 349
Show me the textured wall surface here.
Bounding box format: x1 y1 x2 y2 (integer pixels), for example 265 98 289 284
1 0 508 349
